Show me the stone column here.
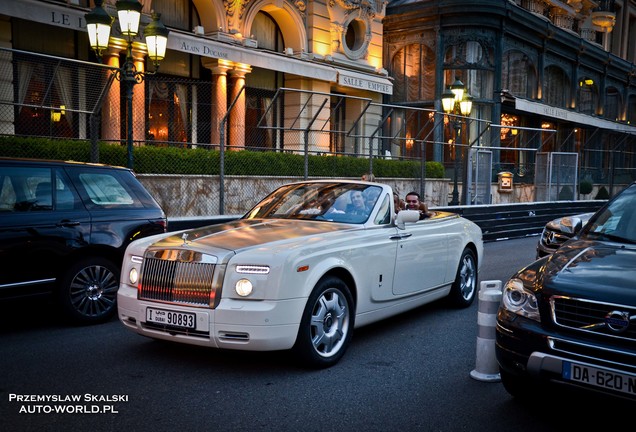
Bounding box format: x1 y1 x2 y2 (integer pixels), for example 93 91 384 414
132 43 146 146
131 42 146 145
102 48 121 143
202 58 233 147
228 63 252 151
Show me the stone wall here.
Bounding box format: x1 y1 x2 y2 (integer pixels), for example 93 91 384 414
137 174 607 218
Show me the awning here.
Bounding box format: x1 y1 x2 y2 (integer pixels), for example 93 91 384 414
169 32 338 83
515 98 636 135
170 33 393 95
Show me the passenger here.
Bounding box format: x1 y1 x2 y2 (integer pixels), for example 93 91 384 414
404 191 431 219
393 192 405 212
364 187 381 210
346 190 368 215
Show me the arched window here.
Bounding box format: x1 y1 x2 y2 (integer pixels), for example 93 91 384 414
627 95 636 124
502 51 537 99
543 65 570 107
443 41 494 99
577 80 597 115
252 11 285 52
604 87 621 120
391 44 436 103
245 11 285 150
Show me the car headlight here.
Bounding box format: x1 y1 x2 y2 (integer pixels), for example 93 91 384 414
128 255 143 286
235 278 253 297
129 267 139 285
501 278 539 321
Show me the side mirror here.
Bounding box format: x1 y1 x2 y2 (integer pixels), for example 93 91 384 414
396 210 420 229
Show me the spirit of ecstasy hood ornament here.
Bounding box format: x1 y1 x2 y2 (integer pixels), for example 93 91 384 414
181 233 189 246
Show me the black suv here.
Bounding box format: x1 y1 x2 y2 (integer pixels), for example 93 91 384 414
0 158 167 324
496 182 636 401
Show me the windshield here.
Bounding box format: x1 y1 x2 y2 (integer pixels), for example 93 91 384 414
581 183 636 244
244 182 383 224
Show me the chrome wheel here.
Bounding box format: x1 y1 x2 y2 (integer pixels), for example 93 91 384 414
294 277 354 368
458 252 477 301
61 257 119 323
449 249 477 308
309 288 350 358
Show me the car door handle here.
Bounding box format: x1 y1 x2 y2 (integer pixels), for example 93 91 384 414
57 220 81 227
390 233 412 240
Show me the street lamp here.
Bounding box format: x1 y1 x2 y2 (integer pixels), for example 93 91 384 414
442 77 473 206
85 0 169 169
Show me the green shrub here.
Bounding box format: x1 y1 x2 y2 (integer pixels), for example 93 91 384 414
579 179 593 195
0 136 445 179
595 186 610 200
558 185 574 200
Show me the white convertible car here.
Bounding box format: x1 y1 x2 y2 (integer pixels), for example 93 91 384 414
118 180 483 367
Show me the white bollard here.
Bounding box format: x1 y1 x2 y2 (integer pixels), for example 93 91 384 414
470 280 502 382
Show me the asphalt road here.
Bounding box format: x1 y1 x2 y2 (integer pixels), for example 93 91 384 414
1 236 633 432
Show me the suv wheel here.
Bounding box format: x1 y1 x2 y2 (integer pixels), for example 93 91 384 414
59 257 120 324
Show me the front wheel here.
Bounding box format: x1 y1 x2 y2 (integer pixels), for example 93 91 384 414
293 276 354 369
59 257 120 324
448 248 478 308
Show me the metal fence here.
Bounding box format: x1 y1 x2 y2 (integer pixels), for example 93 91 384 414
1 47 631 216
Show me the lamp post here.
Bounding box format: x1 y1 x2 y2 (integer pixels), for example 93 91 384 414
442 77 473 206
85 0 169 169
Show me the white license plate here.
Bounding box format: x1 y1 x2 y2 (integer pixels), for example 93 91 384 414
563 361 636 396
146 307 196 329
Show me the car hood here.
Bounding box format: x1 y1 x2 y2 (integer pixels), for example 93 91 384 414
538 239 636 304
151 218 356 253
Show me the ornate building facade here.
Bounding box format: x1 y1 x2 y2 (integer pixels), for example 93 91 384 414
0 0 393 155
384 0 636 199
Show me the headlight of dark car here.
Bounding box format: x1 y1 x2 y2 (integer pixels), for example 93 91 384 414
501 278 539 321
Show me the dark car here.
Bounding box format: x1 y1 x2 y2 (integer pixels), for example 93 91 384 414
0 158 167 324
496 182 636 401
535 212 594 258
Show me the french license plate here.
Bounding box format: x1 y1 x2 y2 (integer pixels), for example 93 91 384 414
146 307 196 329
563 361 636 396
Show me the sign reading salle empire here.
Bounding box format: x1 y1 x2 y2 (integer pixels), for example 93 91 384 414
338 73 392 95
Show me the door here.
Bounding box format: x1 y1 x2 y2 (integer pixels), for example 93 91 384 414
391 217 450 296
0 164 90 297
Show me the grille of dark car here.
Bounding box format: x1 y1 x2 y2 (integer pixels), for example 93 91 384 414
138 249 218 307
551 296 636 341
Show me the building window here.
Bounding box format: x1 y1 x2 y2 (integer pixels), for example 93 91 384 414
604 87 621 120
543 65 570 107
577 81 597 115
444 41 494 99
502 51 537 99
391 44 436 102
146 79 193 146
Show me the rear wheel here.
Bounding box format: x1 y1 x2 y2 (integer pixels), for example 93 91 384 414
59 257 119 324
448 248 477 308
293 276 354 369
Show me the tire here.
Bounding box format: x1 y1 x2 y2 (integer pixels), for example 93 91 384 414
448 248 478 308
293 276 354 369
59 257 120 324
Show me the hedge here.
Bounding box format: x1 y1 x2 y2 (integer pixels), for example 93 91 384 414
0 137 445 178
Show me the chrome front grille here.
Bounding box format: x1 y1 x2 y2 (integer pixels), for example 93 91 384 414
138 249 218 307
551 296 636 342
